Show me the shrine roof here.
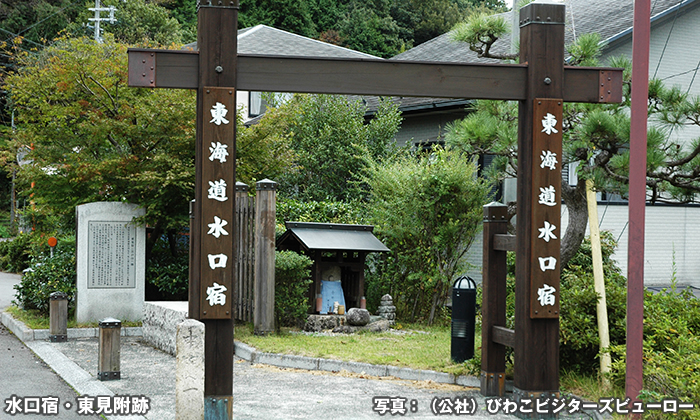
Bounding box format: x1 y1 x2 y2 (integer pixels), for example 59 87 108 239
278 222 390 253
184 25 379 60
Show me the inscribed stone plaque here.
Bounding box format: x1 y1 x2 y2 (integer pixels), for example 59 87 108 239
76 202 145 323
88 221 137 289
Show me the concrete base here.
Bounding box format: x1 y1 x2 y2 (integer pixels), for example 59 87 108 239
1 311 142 341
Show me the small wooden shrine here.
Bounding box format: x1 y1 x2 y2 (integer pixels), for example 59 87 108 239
277 222 389 314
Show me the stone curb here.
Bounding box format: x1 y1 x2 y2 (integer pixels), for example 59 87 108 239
1 310 142 341
233 339 482 388
26 340 147 420
1 311 147 420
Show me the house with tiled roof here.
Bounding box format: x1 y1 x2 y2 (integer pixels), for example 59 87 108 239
383 0 700 288
376 0 699 149
186 24 380 121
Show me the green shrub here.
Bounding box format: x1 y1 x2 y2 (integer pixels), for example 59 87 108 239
275 250 313 329
146 236 189 301
609 286 700 419
558 231 628 374
12 237 77 317
0 233 40 273
494 232 628 376
276 198 364 226
0 224 12 239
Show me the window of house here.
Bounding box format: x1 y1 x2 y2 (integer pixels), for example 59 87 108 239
248 91 266 118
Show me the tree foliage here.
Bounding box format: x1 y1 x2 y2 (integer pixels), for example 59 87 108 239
364 147 493 324
68 0 184 46
451 12 515 60
4 36 195 252
0 0 80 45
248 94 401 202
4 35 296 252
235 106 295 187
239 0 317 38
446 29 700 267
237 0 506 58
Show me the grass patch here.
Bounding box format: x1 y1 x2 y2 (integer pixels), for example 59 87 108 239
560 370 624 401
5 306 142 329
234 322 479 377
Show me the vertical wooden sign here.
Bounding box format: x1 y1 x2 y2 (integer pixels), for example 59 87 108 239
530 98 562 319
199 87 236 319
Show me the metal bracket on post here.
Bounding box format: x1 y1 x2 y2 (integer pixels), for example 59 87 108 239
197 0 239 9
512 389 560 419
204 396 233 420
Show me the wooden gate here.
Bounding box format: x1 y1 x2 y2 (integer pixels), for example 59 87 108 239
234 182 255 322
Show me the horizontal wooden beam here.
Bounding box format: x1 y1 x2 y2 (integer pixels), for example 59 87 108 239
129 49 198 89
127 49 623 103
493 234 516 252
236 55 529 100
492 326 515 348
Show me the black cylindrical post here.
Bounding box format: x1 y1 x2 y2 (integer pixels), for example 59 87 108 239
451 276 477 363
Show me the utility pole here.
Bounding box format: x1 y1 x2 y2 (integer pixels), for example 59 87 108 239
88 0 117 43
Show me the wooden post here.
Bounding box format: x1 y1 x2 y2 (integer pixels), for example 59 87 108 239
586 180 611 384
627 0 651 406
98 317 121 381
235 182 251 322
514 2 564 406
254 179 277 335
480 202 508 396
49 292 68 343
193 3 238 416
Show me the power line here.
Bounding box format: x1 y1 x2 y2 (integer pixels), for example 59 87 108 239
653 0 684 79
660 64 700 82
685 57 700 94
0 27 45 49
1 0 83 45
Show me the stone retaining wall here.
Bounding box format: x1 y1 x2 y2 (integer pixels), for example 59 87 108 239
142 301 188 356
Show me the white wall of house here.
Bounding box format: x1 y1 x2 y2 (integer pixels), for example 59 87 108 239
462 203 700 288
602 3 700 146
561 203 700 287
237 90 251 121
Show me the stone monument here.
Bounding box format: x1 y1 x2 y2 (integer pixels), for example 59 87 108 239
377 294 396 325
76 202 146 323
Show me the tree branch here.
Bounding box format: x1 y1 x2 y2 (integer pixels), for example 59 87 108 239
88 75 119 116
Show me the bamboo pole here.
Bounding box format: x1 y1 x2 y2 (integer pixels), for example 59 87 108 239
586 180 611 386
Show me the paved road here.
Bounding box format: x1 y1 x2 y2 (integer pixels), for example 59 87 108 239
0 324 102 419
0 271 102 419
0 271 20 310
52 336 510 420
